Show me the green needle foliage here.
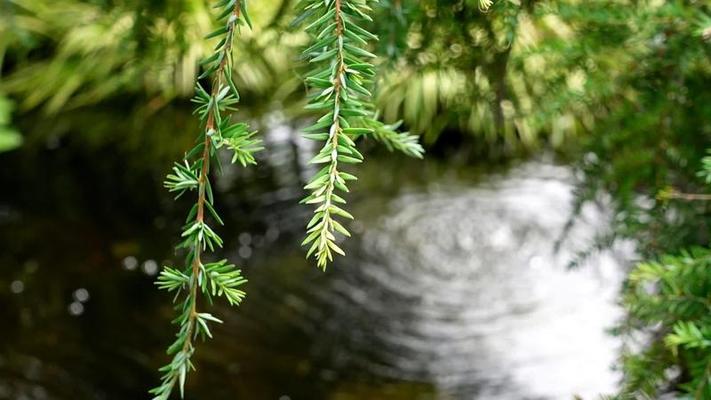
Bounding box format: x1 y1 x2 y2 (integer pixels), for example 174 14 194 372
622 248 711 398
0 94 22 152
617 154 711 399
295 0 423 269
151 1 259 399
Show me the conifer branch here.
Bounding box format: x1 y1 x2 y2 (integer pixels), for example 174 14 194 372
360 117 424 158
658 189 711 202
152 1 257 398
295 0 422 269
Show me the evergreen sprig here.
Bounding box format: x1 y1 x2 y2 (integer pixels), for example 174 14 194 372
623 248 711 397
360 117 424 158
295 0 422 269
151 1 257 399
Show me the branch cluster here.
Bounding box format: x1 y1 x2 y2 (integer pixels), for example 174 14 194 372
153 0 425 396
295 0 423 269
151 0 258 398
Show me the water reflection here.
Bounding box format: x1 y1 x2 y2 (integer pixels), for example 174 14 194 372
220 162 630 400
325 163 628 399
0 119 630 399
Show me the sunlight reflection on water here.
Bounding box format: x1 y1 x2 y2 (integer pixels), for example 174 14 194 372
316 162 632 399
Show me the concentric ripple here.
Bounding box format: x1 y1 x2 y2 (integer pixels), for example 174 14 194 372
309 162 629 399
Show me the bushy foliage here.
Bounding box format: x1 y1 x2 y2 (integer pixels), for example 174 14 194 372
621 247 711 398
0 0 300 112
572 0 711 259
566 3 711 397
1 0 605 155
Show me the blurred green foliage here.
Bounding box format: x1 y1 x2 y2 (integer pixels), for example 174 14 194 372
574 3 710 396
4 0 704 158
3 1 707 156
621 247 711 398
3 1 708 158
573 1 711 257
0 94 22 151
0 0 302 111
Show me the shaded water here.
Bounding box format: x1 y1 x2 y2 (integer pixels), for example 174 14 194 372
0 123 629 399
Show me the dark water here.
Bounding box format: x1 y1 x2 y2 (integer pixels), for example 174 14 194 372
0 117 629 399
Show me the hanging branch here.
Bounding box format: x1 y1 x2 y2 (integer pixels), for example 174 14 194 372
151 1 260 399
295 0 423 270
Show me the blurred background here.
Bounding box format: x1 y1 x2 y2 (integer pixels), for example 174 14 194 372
0 0 710 399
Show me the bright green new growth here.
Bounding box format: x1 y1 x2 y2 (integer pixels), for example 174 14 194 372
151 0 259 399
295 0 423 270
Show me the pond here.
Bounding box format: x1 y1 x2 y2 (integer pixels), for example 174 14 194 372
0 120 631 399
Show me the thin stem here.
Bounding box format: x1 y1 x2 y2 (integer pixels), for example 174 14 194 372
154 2 254 398
664 191 711 201
180 0 241 384
695 357 711 399
316 0 347 267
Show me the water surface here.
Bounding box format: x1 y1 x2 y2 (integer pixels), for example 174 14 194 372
0 125 628 399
